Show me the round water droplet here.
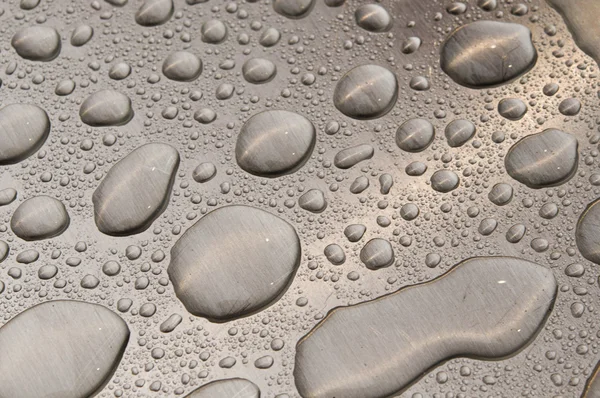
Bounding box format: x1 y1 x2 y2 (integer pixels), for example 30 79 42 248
430 170 460 193
162 51 202 82
558 98 581 116
505 129 578 188
498 98 527 120
242 58 277 84
55 79 76 96
71 24 94 47
135 0 173 26
236 110 315 177
396 118 435 152
298 189 327 213
192 162 217 183
488 183 513 206
109 62 132 80
201 20 228 44
355 4 392 32
445 119 475 148
273 0 315 18
360 238 394 270
334 65 398 120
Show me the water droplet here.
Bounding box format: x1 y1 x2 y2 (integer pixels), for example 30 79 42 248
162 51 202 82
334 65 398 120
0 104 50 165
93 143 180 236
12 26 61 61
294 257 556 398
440 21 537 88
79 90 134 127
0 301 129 398
505 129 578 188
11 196 69 241
169 205 301 322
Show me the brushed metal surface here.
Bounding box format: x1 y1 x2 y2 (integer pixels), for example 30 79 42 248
0 0 599 397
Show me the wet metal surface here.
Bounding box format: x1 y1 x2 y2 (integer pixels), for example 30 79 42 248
1 0 600 397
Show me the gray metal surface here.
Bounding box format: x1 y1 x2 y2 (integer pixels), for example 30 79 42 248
0 0 599 397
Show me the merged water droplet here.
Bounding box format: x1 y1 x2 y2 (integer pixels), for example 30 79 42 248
547 0 600 67
583 361 600 398
294 257 556 398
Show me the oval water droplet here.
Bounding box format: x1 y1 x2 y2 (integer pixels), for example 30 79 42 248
235 110 315 177
333 65 398 120
0 103 50 165
169 205 301 322
440 21 537 88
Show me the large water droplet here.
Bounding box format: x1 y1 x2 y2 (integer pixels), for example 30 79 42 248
235 110 315 177
294 257 556 398
11 26 61 61
169 205 301 322
0 103 50 165
0 300 129 398
440 21 537 88
79 90 134 127
11 196 69 241
505 129 578 189
333 65 398 120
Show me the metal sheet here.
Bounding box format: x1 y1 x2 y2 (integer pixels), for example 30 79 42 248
0 0 598 397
